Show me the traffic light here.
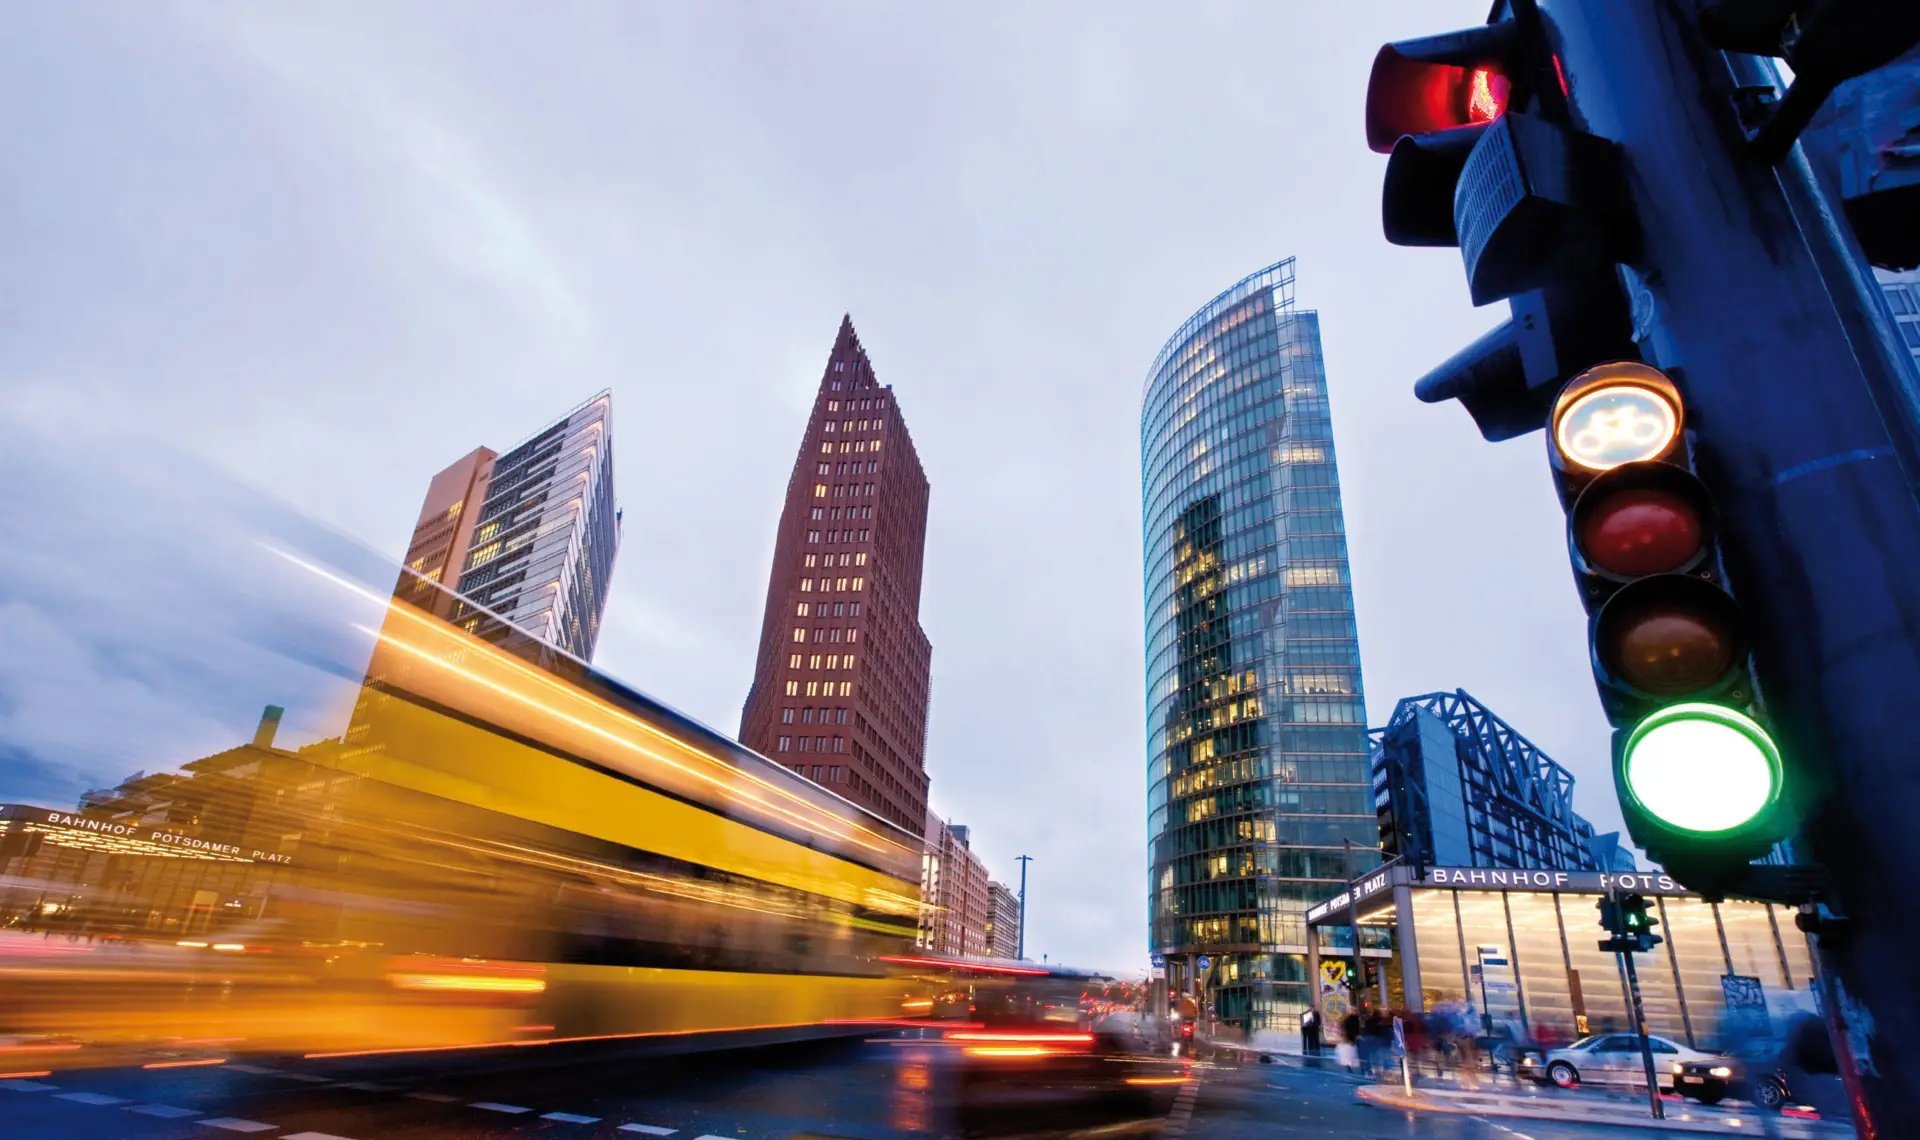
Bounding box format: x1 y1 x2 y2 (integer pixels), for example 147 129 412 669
1369 9 1789 893
1545 362 1789 879
1597 893 1665 954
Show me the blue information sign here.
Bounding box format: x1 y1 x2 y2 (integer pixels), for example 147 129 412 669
1197 955 1213 971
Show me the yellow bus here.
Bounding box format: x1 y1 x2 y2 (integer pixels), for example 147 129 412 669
0 593 927 1070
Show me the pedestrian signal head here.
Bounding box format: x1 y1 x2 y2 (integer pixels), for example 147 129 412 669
1552 362 1684 473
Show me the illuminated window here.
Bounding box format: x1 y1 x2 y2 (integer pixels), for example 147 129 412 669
827 654 840 669
840 441 851 453
785 680 799 696
800 579 813 592
838 681 852 696
811 507 823 520
845 654 857 669
854 552 867 565
825 422 836 433
778 737 791 751
1285 566 1342 587
467 541 502 568
828 400 840 411
809 654 823 669
837 577 849 591
447 501 463 519
807 531 819 543
474 521 500 542
852 577 866 591
820 442 831 454
855 441 866 453
847 629 858 643
814 483 827 497
842 420 853 431
407 557 426 572
806 681 820 696
789 653 802 668
792 627 805 642
804 554 818 567
873 439 883 451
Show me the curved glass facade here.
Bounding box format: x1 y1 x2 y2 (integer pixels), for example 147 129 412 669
1141 259 1378 1031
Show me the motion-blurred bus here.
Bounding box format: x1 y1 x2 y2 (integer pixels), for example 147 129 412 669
0 588 927 1071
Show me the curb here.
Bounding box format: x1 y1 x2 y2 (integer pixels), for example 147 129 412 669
1356 1085 1843 1136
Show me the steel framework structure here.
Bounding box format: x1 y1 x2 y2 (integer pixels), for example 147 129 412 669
1372 689 1613 872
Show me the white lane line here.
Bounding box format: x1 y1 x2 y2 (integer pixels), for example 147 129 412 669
618 1126 678 1135
55 1092 127 1105
471 1101 533 1114
0 1080 58 1092
199 1118 277 1132
128 1104 200 1118
285 1133 360 1140
543 1112 601 1123
407 1092 461 1102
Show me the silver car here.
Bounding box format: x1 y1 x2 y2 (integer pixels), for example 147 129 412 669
1541 1033 1713 1090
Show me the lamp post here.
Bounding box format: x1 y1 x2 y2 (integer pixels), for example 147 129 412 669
1015 854 1032 960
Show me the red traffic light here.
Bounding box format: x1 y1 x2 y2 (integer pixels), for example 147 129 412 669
1365 23 1520 152
1570 461 1716 580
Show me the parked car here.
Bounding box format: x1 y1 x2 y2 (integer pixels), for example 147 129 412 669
1540 1033 1714 1090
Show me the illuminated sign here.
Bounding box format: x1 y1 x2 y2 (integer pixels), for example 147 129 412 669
1306 863 1693 924
1554 384 1680 471
0 805 294 867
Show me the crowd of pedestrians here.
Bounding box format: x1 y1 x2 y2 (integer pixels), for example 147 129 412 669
1298 999 1552 1087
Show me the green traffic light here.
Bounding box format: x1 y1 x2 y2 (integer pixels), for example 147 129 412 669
1622 703 1782 835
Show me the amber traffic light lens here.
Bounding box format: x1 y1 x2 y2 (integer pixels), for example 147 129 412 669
1579 488 1705 577
1607 608 1738 695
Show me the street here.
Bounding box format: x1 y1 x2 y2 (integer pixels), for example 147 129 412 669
2 1034 1695 1140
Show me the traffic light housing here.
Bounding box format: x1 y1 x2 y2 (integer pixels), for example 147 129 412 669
1598 893 1665 953
1370 11 1792 896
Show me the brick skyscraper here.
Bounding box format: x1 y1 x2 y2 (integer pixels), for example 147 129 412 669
741 316 932 835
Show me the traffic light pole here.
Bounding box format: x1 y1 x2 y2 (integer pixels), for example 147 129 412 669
1619 950 1664 1120
1544 3 1920 1132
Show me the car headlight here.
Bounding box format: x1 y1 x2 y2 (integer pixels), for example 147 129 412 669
1671 1063 1684 1074
1711 1066 1732 1078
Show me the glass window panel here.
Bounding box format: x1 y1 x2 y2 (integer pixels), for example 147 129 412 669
1779 907 1817 992
1558 895 1634 1037
1508 892 1576 1039
1662 897 1727 1049
1410 889 1467 1010
1456 892 1524 1029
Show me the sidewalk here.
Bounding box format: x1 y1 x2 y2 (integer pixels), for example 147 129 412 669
1356 1081 1848 1136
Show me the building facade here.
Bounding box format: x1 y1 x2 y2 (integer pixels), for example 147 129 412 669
919 817 991 959
740 317 934 835
1306 864 1819 1050
986 881 1021 959
1373 690 1636 875
1142 259 1378 1032
400 392 620 662
1876 267 1920 371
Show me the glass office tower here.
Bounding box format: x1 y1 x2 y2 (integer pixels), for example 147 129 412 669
1142 258 1378 1032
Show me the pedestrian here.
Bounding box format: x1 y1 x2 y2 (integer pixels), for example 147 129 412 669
1300 1007 1321 1055
1340 1010 1363 1073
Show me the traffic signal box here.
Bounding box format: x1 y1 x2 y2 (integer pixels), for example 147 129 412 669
1597 893 1664 955
1366 3 1789 894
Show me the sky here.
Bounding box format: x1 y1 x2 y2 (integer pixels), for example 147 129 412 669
0 1 1631 973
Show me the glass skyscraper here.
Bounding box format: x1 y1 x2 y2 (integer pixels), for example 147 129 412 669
1142 258 1378 1032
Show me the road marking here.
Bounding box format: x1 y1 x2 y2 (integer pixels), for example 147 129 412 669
0 1079 58 1092
199 1119 277 1132
471 1101 533 1114
543 1112 601 1123
128 1104 200 1118
618 1126 678 1135
407 1092 461 1102
55 1092 127 1105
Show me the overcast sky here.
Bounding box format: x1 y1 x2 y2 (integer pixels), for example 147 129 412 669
0 1 1631 972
